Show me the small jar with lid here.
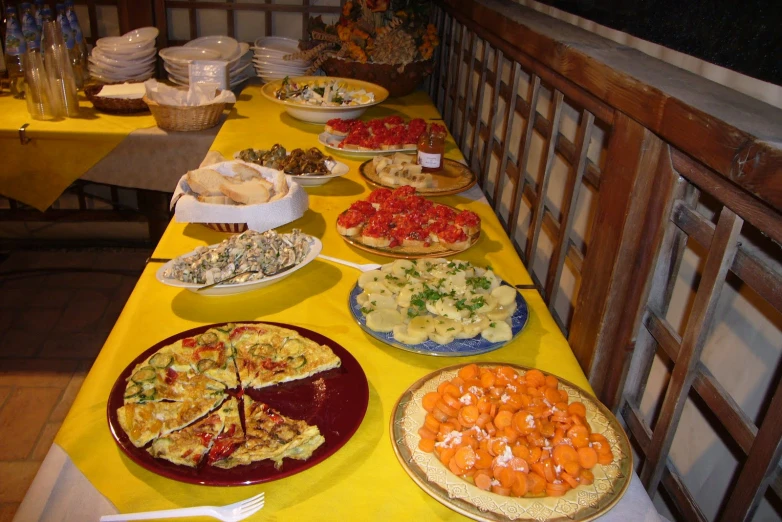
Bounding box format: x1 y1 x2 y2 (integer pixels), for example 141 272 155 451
417 123 447 172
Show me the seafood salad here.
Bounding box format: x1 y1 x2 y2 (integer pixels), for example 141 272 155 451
164 229 311 285
275 78 375 106
238 144 335 176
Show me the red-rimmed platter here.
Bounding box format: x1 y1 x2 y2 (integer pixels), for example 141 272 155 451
107 321 369 486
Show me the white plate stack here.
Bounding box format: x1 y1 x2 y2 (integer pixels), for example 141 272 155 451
89 27 159 83
252 37 311 83
159 36 254 88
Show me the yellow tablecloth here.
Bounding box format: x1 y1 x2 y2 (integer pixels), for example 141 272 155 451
55 86 591 519
0 94 157 211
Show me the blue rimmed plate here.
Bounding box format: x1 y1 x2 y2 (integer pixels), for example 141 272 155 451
348 282 529 356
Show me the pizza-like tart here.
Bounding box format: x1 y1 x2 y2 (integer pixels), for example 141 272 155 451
212 396 325 470
116 323 340 469
147 397 242 467
336 186 481 252
325 116 428 151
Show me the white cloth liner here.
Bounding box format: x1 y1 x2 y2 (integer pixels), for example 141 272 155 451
96 83 147 99
171 160 309 232
143 78 236 106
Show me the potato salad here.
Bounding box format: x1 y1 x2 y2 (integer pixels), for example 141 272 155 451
356 259 517 345
275 78 375 106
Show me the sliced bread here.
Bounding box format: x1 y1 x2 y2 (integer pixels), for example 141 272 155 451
186 168 229 196
219 178 271 205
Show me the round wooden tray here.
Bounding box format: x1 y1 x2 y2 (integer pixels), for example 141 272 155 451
359 157 477 196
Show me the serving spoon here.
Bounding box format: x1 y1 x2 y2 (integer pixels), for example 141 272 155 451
196 263 296 292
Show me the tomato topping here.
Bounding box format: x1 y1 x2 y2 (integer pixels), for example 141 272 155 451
165 367 178 384
391 185 417 199
207 439 241 464
337 209 366 229
367 188 393 204
403 196 432 213
262 358 288 372
197 431 214 446
349 200 376 217
380 197 408 214
438 224 468 243
455 210 481 228
195 342 223 358
181 338 196 348
425 204 457 222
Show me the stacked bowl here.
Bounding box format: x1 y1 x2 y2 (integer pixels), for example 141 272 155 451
89 27 158 83
159 36 254 88
252 37 312 83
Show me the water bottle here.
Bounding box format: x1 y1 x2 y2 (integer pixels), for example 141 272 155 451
64 1 87 79
34 0 45 32
4 6 28 97
55 3 82 88
39 6 53 58
20 3 41 52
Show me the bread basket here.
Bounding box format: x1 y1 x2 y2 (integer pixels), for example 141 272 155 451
143 95 225 132
84 83 149 114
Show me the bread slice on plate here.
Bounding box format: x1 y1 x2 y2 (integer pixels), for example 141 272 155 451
220 178 271 205
186 168 231 196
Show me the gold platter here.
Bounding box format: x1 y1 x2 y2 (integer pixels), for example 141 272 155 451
359 157 477 196
390 363 633 521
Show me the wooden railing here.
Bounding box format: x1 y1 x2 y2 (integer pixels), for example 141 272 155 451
431 1 782 520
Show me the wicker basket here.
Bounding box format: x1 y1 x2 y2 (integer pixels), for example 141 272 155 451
321 58 433 98
143 95 225 132
84 83 149 114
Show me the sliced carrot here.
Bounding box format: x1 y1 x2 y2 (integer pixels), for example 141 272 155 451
463 378 482 391
544 387 561 405
435 399 458 418
424 413 440 432
458 405 480 427
489 386 504 398
485 421 497 436
498 466 517 488
502 426 519 444
509 457 529 474
559 389 569 402
489 438 507 457
476 396 492 414
442 392 462 411
567 425 590 448
454 446 476 470
494 410 513 430
567 402 587 418
561 471 579 489
443 382 461 398
598 451 614 465
437 381 451 396
418 426 437 440
527 472 546 495
552 444 579 467
511 444 530 461
449 456 465 476
539 420 555 438
450 376 465 388
544 375 559 388
511 471 529 497
577 446 598 469
474 449 492 469
473 469 493 491
545 481 570 496
564 460 582 476
422 392 441 413
542 458 556 483
480 371 496 388
475 412 492 428
491 485 511 496
497 366 518 382
524 369 544 387
439 447 456 466
458 363 479 380
431 407 449 423
530 462 545 478
418 438 436 452
579 468 594 485
528 446 542 463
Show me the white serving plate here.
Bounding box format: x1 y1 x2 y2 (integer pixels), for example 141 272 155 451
185 36 241 61
232 150 349 186
94 46 157 62
317 132 417 156
97 36 156 51
253 36 300 53
160 46 221 64
90 56 154 74
90 51 156 69
91 69 154 83
253 61 308 74
156 235 322 296
123 27 159 42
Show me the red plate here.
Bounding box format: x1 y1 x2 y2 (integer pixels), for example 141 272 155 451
107 321 369 486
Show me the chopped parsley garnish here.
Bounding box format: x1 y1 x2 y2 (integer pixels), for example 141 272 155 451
404 266 421 277
467 276 492 290
361 307 374 314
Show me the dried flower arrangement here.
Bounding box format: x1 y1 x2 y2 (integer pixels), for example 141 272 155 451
286 0 440 75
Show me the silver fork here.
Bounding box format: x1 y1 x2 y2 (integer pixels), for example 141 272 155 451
99 492 264 521
318 254 381 272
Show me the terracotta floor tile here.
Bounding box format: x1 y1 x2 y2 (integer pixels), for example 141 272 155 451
53 290 110 332
0 359 78 387
25 287 74 309
0 388 10 408
0 503 19 522
0 462 42 502
0 387 62 460
0 310 13 332
31 422 61 461
0 287 37 308
49 368 88 422
29 251 99 270
40 332 109 360
0 330 46 358
44 271 123 290
91 250 150 272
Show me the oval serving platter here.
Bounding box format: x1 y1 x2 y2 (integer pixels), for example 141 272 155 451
107 321 369 486
391 363 633 521
348 282 528 356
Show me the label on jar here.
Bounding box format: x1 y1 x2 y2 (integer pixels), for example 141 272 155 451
417 151 442 169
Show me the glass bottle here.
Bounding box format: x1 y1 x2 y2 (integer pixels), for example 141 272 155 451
34 0 46 32
417 123 447 172
64 0 87 76
55 3 82 88
20 3 41 53
4 6 28 98
38 5 53 58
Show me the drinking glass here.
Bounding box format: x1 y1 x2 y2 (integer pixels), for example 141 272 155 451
41 20 79 117
23 51 57 120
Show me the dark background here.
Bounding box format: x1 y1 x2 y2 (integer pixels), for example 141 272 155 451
533 0 782 87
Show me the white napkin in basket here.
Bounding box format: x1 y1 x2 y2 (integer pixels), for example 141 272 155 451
144 79 236 107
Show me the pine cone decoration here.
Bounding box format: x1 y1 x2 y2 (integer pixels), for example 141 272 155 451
370 29 416 66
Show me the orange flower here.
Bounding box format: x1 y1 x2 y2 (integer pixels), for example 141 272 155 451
366 0 388 12
352 27 369 40
342 1 353 16
338 25 352 42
